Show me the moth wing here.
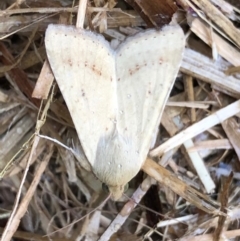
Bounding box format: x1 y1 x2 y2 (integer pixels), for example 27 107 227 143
45 24 116 166
116 25 185 164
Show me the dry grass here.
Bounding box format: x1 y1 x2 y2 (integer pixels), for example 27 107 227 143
0 0 240 240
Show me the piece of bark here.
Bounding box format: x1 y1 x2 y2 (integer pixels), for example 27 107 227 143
0 42 40 107
213 172 233 241
32 60 54 99
181 48 240 98
222 118 240 161
125 0 178 27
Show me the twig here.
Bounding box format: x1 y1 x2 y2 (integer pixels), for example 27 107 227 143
150 100 240 157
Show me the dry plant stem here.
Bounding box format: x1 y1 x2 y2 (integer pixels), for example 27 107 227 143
151 100 240 157
15 47 46 75
0 27 38 73
1 88 55 240
181 49 240 97
178 78 214 192
213 173 232 241
210 0 236 18
45 194 110 238
6 0 24 10
0 136 39 241
189 18 240 66
0 135 38 241
184 75 196 122
161 112 178 136
32 60 55 99
221 118 240 160
188 139 232 151
157 214 196 228
7 138 47 178
0 45 40 107
191 0 240 47
0 7 77 16
0 115 35 166
78 195 110 240
180 0 237 46
145 214 196 239
99 177 152 241
33 13 70 99
33 0 88 99
91 3 108 29
0 227 73 241
0 90 8 102
0 13 57 41
225 66 240 75
0 7 126 16
76 0 88 28
0 10 141 37
166 101 213 109
1 142 54 241
143 158 221 214
80 210 101 240
0 135 33 179
184 139 215 193
181 229 240 241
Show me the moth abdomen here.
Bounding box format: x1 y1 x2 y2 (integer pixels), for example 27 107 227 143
94 133 141 186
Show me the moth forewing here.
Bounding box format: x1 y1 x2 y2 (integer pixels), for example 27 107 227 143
45 24 185 200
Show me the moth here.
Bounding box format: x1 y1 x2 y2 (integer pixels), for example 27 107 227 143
45 24 185 200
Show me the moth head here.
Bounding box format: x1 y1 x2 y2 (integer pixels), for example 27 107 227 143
102 183 129 200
